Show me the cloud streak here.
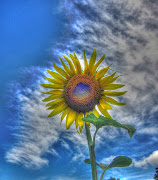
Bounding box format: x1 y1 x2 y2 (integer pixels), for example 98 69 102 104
133 150 158 169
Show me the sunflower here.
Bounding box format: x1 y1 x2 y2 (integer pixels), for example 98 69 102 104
41 49 127 132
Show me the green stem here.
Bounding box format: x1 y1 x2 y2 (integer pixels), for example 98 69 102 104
85 123 98 180
99 169 107 180
93 128 98 148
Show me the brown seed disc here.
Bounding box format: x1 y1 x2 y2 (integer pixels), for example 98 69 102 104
64 74 101 113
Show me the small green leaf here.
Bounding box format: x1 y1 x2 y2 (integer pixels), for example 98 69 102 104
84 159 91 165
108 156 132 169
82 113 136 139
84 156 132 171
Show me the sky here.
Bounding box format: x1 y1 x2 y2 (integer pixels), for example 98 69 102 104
1 0 158 180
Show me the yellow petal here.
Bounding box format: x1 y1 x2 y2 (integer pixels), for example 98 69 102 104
97 104 113 119
61 106 71 124
93 108 100 118
44 77 64 85
47 70 67 84
107 76 120 84
78 112 84 132
47 102 65 110
59 56 74 77
42 90 64 95
84 50 89 75
99 99 113 109
53 61 70 79
46 98 65 107
66 109 77 129
91 54 105 76
75 112 80 130
70 53 82 75
63 56 76 76
94 65 112 80
102 96 126 105
101 91 127 96
89 49 97 73
101 84 125 90
99 72 117 85
48 103 67 117
41 84 65 89
42 94 63 102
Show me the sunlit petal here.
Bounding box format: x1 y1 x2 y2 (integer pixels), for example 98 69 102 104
47 70 67 84
44 77 65 85
102 96 126 105
66 109 77 129
99 99 113 109
93 108 100 118
53 61 70 79
61 106 71 124
46 98 65 107
94 65 112 80
42 94 63 102
101 84 125 90
41 84 65 89
89 49 97 75
48 103 67 117
84 50 89 75
97 104 113 119
101 91 127 96
70 54 82 75
91 54 105 76
59 56 73 77
42 90 64 95
63 56 76 76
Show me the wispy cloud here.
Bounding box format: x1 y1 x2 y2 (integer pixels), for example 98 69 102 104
5 68 89 168
133 150 158 168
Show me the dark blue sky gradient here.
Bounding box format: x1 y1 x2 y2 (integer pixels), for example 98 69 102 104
0 1 65 178
1 0 64 100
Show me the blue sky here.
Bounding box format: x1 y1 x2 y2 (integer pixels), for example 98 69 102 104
1 0 158 180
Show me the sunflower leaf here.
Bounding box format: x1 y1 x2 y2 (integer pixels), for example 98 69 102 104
84 156 132 172
108 156 132 169
82 113 136 139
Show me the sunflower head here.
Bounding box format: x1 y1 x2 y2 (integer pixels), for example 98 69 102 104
41 49 127 133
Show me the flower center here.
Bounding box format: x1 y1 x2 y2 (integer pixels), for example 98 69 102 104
64 74 101 113
73 82 90 98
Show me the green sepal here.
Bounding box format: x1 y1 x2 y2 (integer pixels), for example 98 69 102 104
82 113 136 139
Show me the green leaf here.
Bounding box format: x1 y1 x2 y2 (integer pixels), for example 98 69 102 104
108 156 132 169
82 113 136 139
84 159 91 165
84 156 132 172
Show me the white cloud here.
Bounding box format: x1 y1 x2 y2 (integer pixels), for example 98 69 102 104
101 155 116 164
6 76 91 168
72 153 85 161
133 150 158 168
138 127 158 134
51 176 80 180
